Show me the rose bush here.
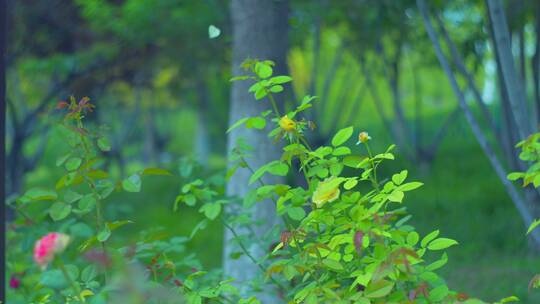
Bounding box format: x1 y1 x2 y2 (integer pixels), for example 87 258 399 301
6 60 517 303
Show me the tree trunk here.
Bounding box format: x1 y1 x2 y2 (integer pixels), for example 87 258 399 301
226 0 288 302
418 0 540 248
533 2 540 125
486 0 531 139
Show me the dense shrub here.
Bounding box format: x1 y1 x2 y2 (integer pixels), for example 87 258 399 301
6 61 516 303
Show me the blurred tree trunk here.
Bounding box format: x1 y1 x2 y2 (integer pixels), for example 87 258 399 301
487 0 531 138
418 0 540 249
487 0 540 236
533 3 540 124
225 0 288 302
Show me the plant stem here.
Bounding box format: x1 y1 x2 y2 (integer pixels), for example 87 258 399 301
267 92 282 118
363 143 380 191
221 219 286 291
300 136 313 151
74 119 110 283
58 260 84 303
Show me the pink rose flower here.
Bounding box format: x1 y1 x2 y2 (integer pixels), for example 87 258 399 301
9 275 20 289
33 232 70 270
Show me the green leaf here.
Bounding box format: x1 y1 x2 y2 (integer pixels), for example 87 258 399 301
255 62 273 78
254 88 268 100
141 168 172 176
270 76 292 84
190 219 208 239
65 157 82 171
96 179 115 199
97 226 111 242
534 175 540 188
373 153 394 160
314 146 333 158
392 170 407 185
527 219 540 235
507 172 524 181
184 194 196 206
332 146 351 156
227 117 248 133
122 174 141 192
387 190 404 203
395 214 412 227
40 270 68 289
249 165 268 185
406 231 419 246
64 190 82 204
331 126 354 146
49 202 71 221
498 296 520 303
208 25 221 39
23 188 58 201
97 137 111 152
287 207 306 221
322 258 343 271
56 154 71 167
344 179 358 190
365 280 394 298
81 265 98 282
426 253 448 271
269 85 284 93
268 162 288 176
429 285 449 302
78 195 96 213
343 155 364 168
427 238 458 250
201 203 221 220
108 220 133 230
246 117 266 130
398 182 423 191
421 230 440 247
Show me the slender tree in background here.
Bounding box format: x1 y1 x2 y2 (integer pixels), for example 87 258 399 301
417 0 540 248
225 0 288 301
486 0 530 140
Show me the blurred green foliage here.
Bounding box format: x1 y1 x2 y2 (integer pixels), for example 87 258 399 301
6 0 540 302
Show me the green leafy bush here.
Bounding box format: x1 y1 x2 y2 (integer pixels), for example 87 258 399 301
508 133 540 291
7 62 515 303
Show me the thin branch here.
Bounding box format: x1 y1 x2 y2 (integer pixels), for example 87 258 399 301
434 12 501 143
221 219 286 291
